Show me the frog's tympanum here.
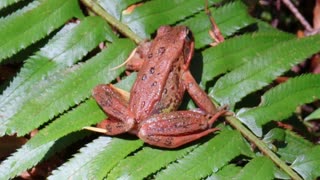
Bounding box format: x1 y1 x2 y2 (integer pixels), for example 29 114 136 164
93 26 225 148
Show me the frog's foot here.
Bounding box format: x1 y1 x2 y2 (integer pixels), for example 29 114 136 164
84 117 135 135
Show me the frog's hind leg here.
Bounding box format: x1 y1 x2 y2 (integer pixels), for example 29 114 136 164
140 128 218 148
91 84 135 135
138 110 224 148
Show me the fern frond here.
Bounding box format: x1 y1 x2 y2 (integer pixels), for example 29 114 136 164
7 39 135 136
211 35 320 108
291 145 320 180
0 16 114 135
277 130 313 163
0 131 88 180
0 0 83 62
238 74 320 136
49 137 143 179
305 108 320 121
122 0 225 38
207 164 241 179
155 130 252 179
99 0 142 20
201 32 293 83
0 97 107 179
183 1 256 48
108 145 197 179
235 156 275 179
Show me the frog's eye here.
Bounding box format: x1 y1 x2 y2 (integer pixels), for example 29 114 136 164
185 31 193 43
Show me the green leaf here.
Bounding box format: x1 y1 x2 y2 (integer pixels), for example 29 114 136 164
0 131 89 180
206 164 242 180
183 1 256 48
0 0 25 9
155 130 251 179
7 39 135 136
238 74 320 136
305 108 320 121
263 128 286 144
29 99 105 146
0 97 106 179
49 137 143 179
0 0 83 62
291 146 320 180
0 16 114 135
100 0 141 20
277 130 313 163
122 0 223 38
107 145 197 179
235 156 275 180
211 34 320 108
201 32 293 83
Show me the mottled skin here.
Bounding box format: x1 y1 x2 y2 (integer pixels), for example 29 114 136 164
93 26 224 148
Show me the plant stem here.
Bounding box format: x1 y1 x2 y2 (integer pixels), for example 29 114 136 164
80 0 143 44
226 116 302 180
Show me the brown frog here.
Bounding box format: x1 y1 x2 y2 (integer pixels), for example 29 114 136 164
92 26 225 148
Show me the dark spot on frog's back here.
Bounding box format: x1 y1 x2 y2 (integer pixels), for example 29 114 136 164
142 74 147 80
149 67 155 74
151 81 157 87
158 47 166 55
163 88 167 94
148 53 153 59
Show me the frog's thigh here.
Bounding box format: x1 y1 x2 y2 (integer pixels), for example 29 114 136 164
138 111 218 148
139 128 218 148
93 84 135 133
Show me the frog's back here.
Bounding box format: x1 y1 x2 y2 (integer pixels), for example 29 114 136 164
129 26 188 120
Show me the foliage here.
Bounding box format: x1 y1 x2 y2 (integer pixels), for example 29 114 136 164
0 0 320 179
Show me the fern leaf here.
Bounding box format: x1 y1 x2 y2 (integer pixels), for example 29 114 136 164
49 137 142 179
183 1 256 48
262 128 285 146
0 16 114 135
29 99 106 146
235 156 275 180
0 131 88 180
277 130 313 163
99 0 141 20
0 0 27 10
201 32 293 84
238 74 320 136
7 39 135 136
304 108 320 121
207 164 241 179
107 145 197 179
122 0 224 38
0 0 83 62
291 146 320 180
0 97 108 179
155 130 252 179
210 34 320 108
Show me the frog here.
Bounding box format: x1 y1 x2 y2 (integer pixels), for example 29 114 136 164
92 26 225 148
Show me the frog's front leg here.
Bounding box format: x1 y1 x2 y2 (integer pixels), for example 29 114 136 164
92 84 135 135
138 110 225 148
183 71 218 114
